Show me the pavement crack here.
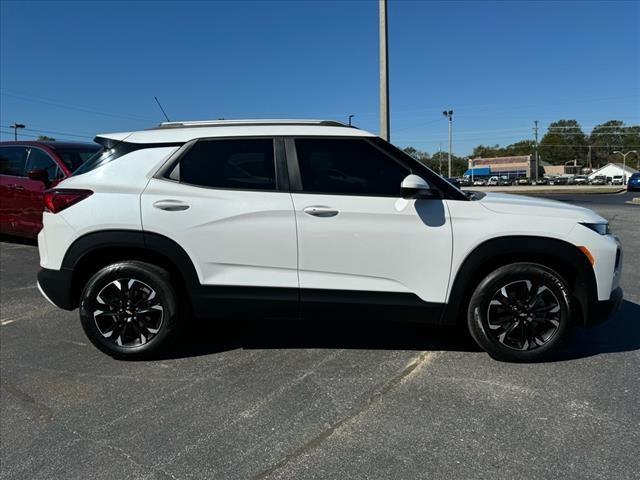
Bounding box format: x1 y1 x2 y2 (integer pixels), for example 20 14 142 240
2 379 54 422
251 351 440 480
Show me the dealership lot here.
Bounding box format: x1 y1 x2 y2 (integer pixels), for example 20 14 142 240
1 193 639 479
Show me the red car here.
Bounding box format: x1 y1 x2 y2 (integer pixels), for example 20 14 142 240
0 141 100 238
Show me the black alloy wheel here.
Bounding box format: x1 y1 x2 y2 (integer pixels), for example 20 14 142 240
467 263 572 362
79 261 179 359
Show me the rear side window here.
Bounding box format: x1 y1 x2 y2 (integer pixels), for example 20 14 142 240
294 138 408 196
0 146 28 177
26 148 62 180
54 146 100 171
176 139 276 190
74 142 143 175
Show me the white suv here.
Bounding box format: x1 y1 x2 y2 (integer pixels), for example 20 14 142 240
37 120 623 361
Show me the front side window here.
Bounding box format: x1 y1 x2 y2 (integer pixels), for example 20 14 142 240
294 138 409 196
0 146 28 177
177 139 276 190
26 148 61 180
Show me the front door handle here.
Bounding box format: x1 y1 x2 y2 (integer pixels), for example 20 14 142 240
153 200 190 211
303 205 339 217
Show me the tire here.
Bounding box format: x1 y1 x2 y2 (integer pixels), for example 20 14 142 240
79 261 180 359
467 263 572 362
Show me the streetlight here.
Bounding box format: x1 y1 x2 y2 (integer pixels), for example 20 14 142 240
442 110 453 177
11 123 25 141
613 150 638 185
348 114 354 126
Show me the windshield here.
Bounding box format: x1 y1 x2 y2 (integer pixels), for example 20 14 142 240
54 146 100 171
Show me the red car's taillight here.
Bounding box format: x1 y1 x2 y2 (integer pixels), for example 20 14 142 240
43 189 93 214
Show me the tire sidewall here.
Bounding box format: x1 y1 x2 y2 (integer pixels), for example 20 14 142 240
79 261 178 359
467 263 572 362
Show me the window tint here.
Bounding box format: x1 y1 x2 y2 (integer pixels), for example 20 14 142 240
295 138 409 196
0 146 28 177
55 146 100 171
178 139 276 190
26 148 61 180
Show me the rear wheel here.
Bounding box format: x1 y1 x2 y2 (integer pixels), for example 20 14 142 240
79 261 179 359
467 263 572 362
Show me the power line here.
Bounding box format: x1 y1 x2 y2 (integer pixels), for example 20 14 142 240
0 125 93 139
0 90 156 123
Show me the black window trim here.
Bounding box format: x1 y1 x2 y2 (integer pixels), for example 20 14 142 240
285 136 451 199
155 135 288 193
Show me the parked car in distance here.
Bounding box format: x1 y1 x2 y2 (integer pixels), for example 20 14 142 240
472 178 487 186
498 176 513 186
611 175 623 186
549 176 568 185
574 175 588 185
36 119 623 363
487 176 499 186
517 177 530 185
590 175 606 185
532 177 548 185
627 172 640 191
0 141 100 238
459 177 471 187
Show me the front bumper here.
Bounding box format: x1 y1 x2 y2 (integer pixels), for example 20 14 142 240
37 268 75 310
583 286 623 327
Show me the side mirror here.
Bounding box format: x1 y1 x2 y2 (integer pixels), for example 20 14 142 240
401 174 435 199
27 169 50 186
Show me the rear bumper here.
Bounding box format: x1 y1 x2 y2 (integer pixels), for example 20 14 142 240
37 268 75 310
583 286 623 327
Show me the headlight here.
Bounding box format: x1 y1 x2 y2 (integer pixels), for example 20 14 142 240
580 222 610 235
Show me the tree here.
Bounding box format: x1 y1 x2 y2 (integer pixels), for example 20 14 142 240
539 120 587 165
589 120 625 167
37 135 56 141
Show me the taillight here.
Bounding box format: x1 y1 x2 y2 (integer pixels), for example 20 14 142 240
43 189 93 214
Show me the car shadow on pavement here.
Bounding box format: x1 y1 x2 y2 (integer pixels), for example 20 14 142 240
0 234 37 246
555 300 640 361
154 317 482 361
154 300 640 362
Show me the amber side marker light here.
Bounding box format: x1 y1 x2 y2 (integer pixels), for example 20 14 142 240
578 246 595 266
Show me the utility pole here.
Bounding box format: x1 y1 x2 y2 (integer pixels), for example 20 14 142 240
438 142 442 175
11 123 25 141
379 0 390 141
442 110 453 177
533 120 539 181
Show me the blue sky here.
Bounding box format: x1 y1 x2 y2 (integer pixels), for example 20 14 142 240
1 0 639 155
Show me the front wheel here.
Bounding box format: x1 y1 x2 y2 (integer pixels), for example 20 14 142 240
467 263 572 362
79 261 180 359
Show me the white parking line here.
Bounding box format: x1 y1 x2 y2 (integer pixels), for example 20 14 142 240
0 306 57 326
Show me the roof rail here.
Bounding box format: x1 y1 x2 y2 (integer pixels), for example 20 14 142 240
153 119 351 129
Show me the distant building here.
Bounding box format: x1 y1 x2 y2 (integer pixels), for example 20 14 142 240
587 163 638 182
465 155 537 179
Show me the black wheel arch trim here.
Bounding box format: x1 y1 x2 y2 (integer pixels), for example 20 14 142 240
441 235 599 327
56 229 201 311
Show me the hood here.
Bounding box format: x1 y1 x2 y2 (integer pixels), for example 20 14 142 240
478 192 606 223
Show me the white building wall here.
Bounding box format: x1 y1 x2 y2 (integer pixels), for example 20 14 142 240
588 163 638 180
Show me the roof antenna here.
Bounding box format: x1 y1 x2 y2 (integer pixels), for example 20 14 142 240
154 96 171 122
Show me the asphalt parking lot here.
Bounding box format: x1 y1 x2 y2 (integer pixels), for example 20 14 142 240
1 192 639 480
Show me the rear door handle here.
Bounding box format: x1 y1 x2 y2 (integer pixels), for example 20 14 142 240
153 200 190 211
303 205 339 217
11 184 25 191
